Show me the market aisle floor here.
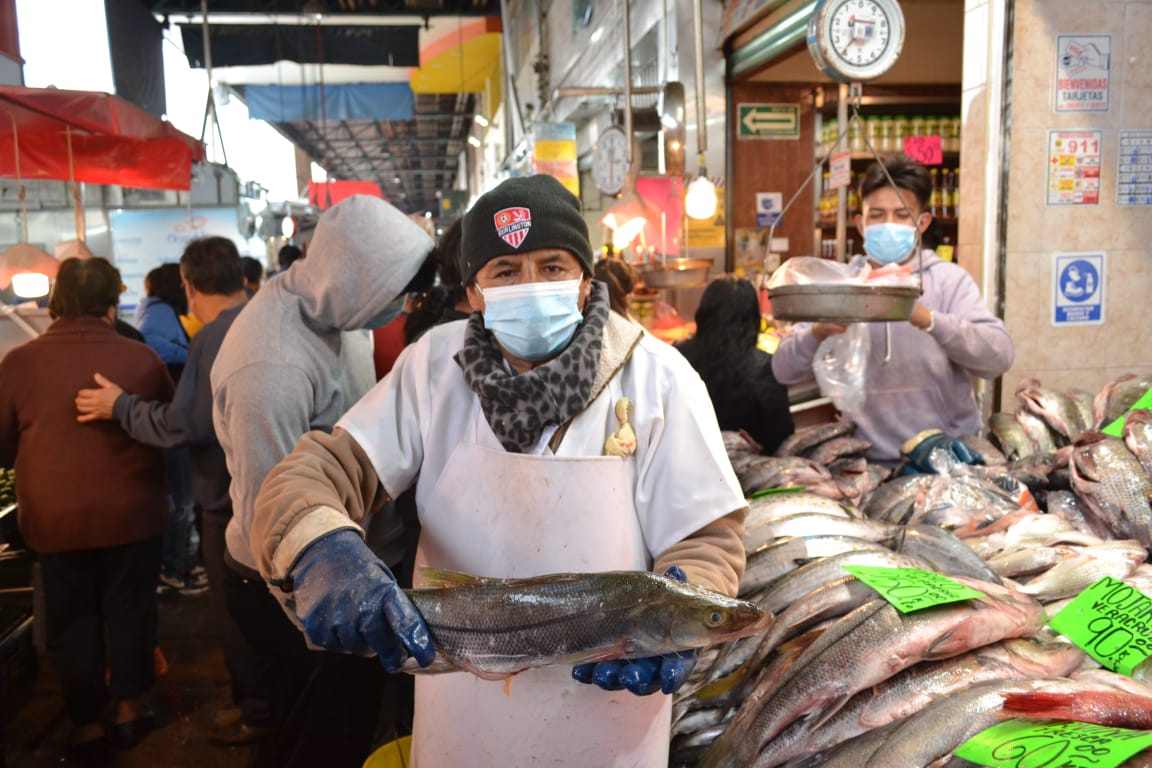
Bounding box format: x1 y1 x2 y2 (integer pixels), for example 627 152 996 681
5 591 258 768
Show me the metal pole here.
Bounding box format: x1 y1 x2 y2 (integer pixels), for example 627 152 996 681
623 2 633 170
693 0 708 159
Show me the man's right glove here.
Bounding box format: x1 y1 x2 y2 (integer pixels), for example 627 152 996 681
900 428 984 474
287 529 435 673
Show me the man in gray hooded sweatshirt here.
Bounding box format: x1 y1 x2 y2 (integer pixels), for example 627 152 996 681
211 195 434 768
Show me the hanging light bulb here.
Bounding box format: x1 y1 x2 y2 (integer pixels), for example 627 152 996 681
685 0 717 222
11 273 49 299
685 168 717 220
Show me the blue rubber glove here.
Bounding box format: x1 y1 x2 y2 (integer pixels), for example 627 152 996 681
900 428 984 474
287 529 435 673
571 566 699 696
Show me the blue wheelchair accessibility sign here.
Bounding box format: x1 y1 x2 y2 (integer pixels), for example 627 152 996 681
1053 251 1105 325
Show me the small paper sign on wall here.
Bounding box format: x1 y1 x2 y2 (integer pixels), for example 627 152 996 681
904 135 943 166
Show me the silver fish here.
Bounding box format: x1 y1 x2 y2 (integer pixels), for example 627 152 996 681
700 580 1047 768
1016 409 1060 454
860 474 936 523
1095 373 1152 428
773 420 857 457
744 513 903 555
750 639 1086 767
1017 377 1088 442
1124 409 1152 478
805 437 873 465
989 411 1037 462
1017 539 1147 601
402 569 773 678
1070 431 1152 548
741 535 892 595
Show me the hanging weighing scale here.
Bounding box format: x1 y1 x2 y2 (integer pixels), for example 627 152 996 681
763 0 925 323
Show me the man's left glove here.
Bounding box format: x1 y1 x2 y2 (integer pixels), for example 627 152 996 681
288 529 435 673
571 566 698 696
900 428 984 474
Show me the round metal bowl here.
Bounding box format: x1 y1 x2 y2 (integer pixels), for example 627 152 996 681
637 258 713 289
768 284 920 322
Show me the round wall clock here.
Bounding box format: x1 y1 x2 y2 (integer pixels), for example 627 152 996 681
807 0 906 83
592 126 629 196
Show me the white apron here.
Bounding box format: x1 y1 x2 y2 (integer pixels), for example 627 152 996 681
410 430 671 767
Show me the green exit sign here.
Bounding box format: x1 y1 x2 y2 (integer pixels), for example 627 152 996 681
737 103 800 140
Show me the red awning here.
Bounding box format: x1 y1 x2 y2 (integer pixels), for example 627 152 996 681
307 180 383 209
0 86 205 191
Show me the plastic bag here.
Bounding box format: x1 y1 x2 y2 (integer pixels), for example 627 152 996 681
813 324 870 414
766 256 919 288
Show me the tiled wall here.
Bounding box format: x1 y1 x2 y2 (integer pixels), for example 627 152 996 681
998 0 1152 397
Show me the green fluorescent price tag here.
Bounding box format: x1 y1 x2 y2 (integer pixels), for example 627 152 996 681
954 717 1152 767
840 565 984 613
1101 388 1152 437
748 486 805 499
1047 575 1152 675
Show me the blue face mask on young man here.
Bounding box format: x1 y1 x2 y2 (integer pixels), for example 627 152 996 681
480 279 584 361
864 222 919 265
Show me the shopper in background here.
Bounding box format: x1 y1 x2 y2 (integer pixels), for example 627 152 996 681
75 237 272 748
276 244 303 273
0 257 173 763
771 155 1013 467
676 276 795 455
250 175 747 768
402 217 469 344
136 263 201 596
240 256 264 297
211 195 434 768
593 257 638 321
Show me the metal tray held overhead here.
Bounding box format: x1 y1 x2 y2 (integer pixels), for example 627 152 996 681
768 284 920 323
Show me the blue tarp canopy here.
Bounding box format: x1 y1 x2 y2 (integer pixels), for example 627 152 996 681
244 83 415 122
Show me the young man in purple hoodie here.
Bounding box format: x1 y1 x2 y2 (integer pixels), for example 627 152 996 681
771 155 1014 467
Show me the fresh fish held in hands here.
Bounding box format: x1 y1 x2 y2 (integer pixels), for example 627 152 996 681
401 569 773 677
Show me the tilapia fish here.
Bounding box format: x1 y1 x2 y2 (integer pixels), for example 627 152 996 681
1017 377 1088 442
1070 431 1152 548
402 569 772 678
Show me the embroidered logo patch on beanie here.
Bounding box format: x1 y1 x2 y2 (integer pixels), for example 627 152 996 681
494 207 532 249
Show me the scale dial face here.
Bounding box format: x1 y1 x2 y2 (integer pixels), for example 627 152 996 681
592 126 629 196
807 0 906 83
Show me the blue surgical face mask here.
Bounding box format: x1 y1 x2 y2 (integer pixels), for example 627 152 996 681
864 222 918 265
362 295 407 330
480 279 584 361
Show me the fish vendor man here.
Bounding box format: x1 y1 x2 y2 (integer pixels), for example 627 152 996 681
252 174 749 767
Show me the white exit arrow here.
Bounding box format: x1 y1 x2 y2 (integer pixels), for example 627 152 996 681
743 110 796 133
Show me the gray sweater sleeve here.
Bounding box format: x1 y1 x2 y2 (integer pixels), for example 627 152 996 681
112 332 216 449
928 267 1014 380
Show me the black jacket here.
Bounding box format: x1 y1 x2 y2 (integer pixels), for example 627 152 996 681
674 339 794 455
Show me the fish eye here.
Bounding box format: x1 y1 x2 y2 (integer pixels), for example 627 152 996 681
707 610 724 627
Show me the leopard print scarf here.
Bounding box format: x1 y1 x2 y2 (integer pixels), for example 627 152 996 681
454 281 609 453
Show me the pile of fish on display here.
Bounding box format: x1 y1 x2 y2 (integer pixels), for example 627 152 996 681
673 372 1152 768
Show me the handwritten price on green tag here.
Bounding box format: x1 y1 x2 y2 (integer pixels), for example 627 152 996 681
955 718 1152 768
841 565 984 613
1048 576 1152 675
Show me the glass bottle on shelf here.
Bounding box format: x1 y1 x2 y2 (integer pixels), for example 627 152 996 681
924 115 940 141
951 168 960 216
910 115 926 138
892 115 909 153
849 119 864 153
928 168 943 217
825 118 839 155
865 116 882 152
880 116 895 152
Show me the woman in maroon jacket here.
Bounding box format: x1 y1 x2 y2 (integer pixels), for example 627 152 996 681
0 257 173 763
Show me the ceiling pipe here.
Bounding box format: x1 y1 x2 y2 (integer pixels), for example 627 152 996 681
622 2 633 170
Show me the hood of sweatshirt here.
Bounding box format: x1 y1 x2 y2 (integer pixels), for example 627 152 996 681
276 195 434 331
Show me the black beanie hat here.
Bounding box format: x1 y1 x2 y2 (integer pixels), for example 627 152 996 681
459 175 594 284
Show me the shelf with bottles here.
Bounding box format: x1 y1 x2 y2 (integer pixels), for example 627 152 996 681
819 113 963 159
817 165 963 225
